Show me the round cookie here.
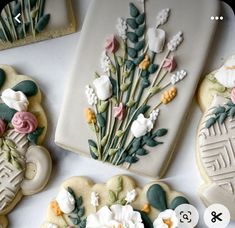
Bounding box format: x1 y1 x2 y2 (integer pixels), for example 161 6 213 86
0 65 52 227
196 55 235 219
41 175 190 227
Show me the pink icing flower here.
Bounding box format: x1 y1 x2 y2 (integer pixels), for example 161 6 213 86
12 112 38 134
163 56 177 73
105 35 119 53
231 88 235 104
0 119 6 137
114 103 125 120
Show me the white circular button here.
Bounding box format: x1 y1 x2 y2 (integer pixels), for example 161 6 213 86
204 204 230 228
175 204 199 228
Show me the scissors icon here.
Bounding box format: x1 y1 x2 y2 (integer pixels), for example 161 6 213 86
211 211 222 223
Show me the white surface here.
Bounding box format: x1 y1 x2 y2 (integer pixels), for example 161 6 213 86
0 0 234 227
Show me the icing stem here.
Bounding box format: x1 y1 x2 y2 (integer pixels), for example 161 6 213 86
156 71 168 86
61 215 69 226
5 6 18 40
113 53 121 103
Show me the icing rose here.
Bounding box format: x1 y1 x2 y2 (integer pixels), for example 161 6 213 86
113 103 125 120
125 189 137 204
11 112 38 134
131 114 153 138
231 88 235 104
147 27 166 53
93 75 113 100
86 204 144 228
1 88 29 111
105 35 119 53
153 209 178 228
55 188 75 214
90 192 99 207
163 57 177 73
215 56 235 88
0 119 6 137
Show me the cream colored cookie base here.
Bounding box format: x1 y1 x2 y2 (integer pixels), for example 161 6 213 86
42 175 186 227
0 0 76 50
55 0 219 178
0 215 8 228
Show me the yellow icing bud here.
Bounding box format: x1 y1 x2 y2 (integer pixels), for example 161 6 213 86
161 87 177 104
50 200 63 216
84 108 97 124
139 55 150 70
141 203 151 214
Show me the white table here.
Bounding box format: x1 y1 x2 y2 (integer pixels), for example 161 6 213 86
0 0 234 227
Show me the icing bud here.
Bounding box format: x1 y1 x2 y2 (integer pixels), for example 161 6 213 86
113 103 125 120
163 57 177 73
131 114 153 138
1 88 29 111
167 31 183 51
0 119 6 137
105 35 119 53
90 192 99 207
56 188 75 214
125 189 137 204
12 111 38 134
93 75 113 100
147 28 166 53
156 8 170 27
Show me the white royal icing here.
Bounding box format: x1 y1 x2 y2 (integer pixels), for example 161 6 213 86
153 209 178 228
1 88 29 111
125 189 137 203
55 188 75 214
90 192 99 207
167 31 183 51
147 27 166 53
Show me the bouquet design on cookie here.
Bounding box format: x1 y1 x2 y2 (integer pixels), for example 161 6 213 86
84 1 187 168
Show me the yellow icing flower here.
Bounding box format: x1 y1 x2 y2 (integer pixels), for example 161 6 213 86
141 203 151 214
84 108 96 124
139 55 150 70
50 200 63 216
161 87 177 104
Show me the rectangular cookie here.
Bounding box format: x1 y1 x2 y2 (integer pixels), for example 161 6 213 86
55 0 219 178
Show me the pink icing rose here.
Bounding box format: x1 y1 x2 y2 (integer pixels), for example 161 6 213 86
12 112 38 134
113 103 125 120
231 88 235 104
105 35 119 53
163 56 177 73
0 119 6 137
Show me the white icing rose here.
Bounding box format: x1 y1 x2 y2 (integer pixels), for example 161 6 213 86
55 188 75 214
93 75 113 100
215 56 235 88
125 189 137 204
147 27 166 53
1 88 29 111
86 204 144 228
90 192 99 207
153 209 178 228
131 114 153 138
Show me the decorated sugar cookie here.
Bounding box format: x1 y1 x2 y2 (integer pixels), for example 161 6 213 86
41 175 189 228
0 65 52 228
197 55 235 219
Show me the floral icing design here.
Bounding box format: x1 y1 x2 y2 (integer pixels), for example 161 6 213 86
11 111 38 134
231 88 235 104
153 209 178 228
116 18 127 40
1 88 29 111
167 31 183 51
105 35 119 54
0 119 6 137
86 204 144 228
147 28 166 53
125 189 137 204
85 85 98 106
90 192 100 207
156 8 170 27
113 103 125 120
100 51 112 74
163 57 177 73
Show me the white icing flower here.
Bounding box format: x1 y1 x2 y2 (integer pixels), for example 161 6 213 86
131 114 153 138
55 188 75 214
1 88 29 111
153 209 178 228
167 31 183 51
45 222 59 228
215 56 235 88
147 27 166 53
91 192 99 207
170 70 187 85
85 85 98 106
116 17 127 40
93 75 113 100
86 204 144 228
100 51 111 73
156 8 170 27
125 189 137 204
149 109 160 122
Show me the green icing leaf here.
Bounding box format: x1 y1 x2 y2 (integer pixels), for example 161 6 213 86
135 40 145 52
127 32 138 43
0 104 17 122
229 107 235 118
213 106 225 115
148 64 158 74
12 80 38 97
126 60 135 70
136 148 148 156
108 190 117 203
129 3 140 18
136 26 145 37
120 82 131 92
135 210 153 228
170 196 189 210
136 105 150 116
146 139 159 147
141 78 150 88
35 14 50 32
88 139 98 160
0 68 6 89
98 101 109 113
97 113 106 127
154 129 168 137
127 47 137 58
134 55 145 65
27 127 44 144
126 18 138 29
147 184 167 211
141 70 150 79
125 155 139 164
227 100 235 106
205 117 216 128
219 113 227 124
136 13 145 25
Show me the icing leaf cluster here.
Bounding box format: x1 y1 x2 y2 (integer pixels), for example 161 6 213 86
84 2 187 168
